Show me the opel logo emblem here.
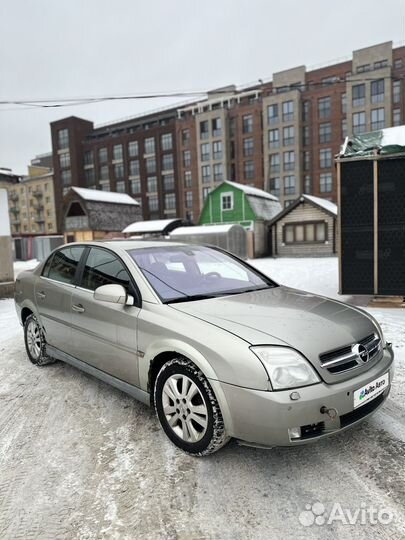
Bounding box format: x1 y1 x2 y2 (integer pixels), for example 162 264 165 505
352 343 369 363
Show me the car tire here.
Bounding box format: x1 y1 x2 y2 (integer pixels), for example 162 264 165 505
24 314 55 366
154 358 230 456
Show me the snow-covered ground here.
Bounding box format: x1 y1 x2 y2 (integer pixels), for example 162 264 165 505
0 256 404 540
251 256 367 305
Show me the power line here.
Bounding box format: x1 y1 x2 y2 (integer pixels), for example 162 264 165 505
0 74 403 112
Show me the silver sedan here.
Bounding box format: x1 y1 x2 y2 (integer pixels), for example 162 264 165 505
15 241 394 455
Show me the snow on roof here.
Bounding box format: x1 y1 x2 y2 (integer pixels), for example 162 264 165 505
224 180 278 201
21 172 53 182
248 196 282 221
123 218 180 234
340 125 405 157
71 186 139 205
303 194 337 216
170 224 240 236
381 125 405 146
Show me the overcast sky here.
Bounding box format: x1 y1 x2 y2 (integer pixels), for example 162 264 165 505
1 0 404 175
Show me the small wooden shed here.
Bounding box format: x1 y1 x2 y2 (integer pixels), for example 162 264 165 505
268 194 337 257
63 187 141 242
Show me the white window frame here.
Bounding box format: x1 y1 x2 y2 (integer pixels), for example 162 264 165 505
221 191 234 211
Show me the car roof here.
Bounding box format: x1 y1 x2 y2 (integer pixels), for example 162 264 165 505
95 239 189 251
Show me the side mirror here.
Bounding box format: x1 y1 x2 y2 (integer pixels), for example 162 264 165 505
94 284 128 305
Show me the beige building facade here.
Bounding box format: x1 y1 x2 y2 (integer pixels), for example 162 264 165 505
262 66 306 207
347 42 394 135
178 88 234 207
6 165 57 236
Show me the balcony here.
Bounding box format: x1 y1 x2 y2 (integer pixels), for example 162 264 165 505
9 192 18 201
35 214 45 223
10 206 20 214
33 189 43 198
33 202 44 211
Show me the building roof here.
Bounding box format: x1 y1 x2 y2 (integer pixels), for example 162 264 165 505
0 169 21 181
170 224 241 236
302 194 337 216
224 180 278 201
21 172 53 182
268 194 337 225
123 218 185 234
71 186 140 206
339 125 405 158
247 196 282 221
101 239 186 250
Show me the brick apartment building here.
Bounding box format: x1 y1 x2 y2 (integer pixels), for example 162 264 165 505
50 41 405 231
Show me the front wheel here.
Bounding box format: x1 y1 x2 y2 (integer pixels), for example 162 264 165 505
154 358 229 456
24 314 55 366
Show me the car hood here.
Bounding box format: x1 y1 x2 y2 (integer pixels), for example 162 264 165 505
171 286 378 382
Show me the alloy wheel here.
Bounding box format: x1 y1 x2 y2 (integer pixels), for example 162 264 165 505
26 319 42 360
162 374 208 443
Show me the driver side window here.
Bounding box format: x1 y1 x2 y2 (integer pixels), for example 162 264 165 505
81 247 132 294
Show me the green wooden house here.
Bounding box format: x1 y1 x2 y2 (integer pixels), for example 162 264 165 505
199 180 281 256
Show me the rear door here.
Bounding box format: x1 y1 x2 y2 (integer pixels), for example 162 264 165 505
70 246 140 386
35 245 85 353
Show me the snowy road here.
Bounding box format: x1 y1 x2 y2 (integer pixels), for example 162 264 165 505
1 257 404 539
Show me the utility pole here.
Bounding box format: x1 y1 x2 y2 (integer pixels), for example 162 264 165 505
0 188 14 298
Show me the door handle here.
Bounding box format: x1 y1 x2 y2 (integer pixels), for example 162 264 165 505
36 291 46 299
72 303 85 313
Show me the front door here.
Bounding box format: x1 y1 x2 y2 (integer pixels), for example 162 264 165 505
70 246 140 386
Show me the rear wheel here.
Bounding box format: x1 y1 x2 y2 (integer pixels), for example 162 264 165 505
24 314 55 366
154 358 229 456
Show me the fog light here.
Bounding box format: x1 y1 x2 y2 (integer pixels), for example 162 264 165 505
288 427 301 440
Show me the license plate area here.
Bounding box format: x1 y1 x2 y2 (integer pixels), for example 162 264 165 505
353 372 389 409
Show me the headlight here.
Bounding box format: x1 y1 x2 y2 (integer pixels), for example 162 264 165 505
251 346 320 390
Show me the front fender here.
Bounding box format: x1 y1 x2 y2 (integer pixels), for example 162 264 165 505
140 338 220 389
140 337 235 435
137 302 269 387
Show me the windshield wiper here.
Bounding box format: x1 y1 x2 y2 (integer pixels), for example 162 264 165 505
165 293 221 304
165 286 275 304
216 285 275 297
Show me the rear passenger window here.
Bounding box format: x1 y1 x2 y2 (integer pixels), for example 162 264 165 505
81 247 132 292
46 246 85 284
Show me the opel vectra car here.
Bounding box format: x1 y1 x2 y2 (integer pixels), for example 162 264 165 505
15 241 394 455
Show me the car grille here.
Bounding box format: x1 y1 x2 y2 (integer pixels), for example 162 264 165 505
319 334 382 375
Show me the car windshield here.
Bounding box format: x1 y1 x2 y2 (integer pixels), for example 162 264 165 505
127 245 277 303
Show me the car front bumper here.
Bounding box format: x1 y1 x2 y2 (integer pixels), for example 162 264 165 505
211 344 394 447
